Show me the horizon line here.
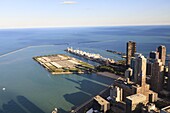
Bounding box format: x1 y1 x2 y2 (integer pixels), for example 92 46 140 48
0 24 170 30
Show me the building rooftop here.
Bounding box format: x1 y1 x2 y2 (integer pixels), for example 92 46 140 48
127 93 146 100
94 95 109 106
158 45 166 48
161 105 170 113
126 93 146 104
114 79 135 88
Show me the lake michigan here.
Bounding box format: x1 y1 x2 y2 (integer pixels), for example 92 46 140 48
0 26 170 113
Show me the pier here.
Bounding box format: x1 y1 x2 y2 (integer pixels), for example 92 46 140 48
33 54 94 75
66 47 115 65
106 49 126 58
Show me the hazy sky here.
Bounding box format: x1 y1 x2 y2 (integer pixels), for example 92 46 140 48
0 0 170 28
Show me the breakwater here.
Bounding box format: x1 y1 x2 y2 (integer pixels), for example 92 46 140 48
106 50 126 58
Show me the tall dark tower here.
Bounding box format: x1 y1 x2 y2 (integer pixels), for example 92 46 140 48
158 45 166 66
126 41 136 66
149 51 159 59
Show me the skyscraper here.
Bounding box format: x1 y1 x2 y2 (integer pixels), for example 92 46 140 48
125 68 133 79
149 51 159 59
133 54 147 86
158 45 166 65
126 41 136 66
146 61 153 76
151 59 164 93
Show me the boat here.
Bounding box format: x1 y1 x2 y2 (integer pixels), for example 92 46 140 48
52 108 58 113
2 88 5 91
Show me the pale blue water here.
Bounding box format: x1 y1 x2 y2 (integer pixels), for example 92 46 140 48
0 26 170 113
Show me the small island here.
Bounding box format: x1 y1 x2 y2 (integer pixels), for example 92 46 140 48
33 54 94 75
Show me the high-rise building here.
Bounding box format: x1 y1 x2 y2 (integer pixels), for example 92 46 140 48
126 41 136 66
110 86 123 102
161 106 170 113
133 54 147 86
125 68 133 80
125 94 147 113
109 42 159 113
130 53 141 78
149 51 159 59
142 103 159 113
151 59 164 93
146 61 153 76
168 62 170 91
158 45 166 65
93 95 110 113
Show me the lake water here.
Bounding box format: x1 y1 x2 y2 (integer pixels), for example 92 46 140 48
0 26 170 113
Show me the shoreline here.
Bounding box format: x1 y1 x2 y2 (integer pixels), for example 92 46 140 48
51 72 83 75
